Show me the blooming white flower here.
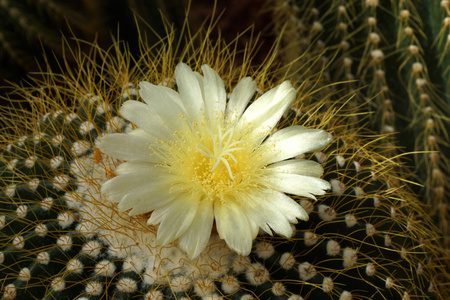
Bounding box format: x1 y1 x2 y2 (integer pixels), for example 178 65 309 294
99 62 331 258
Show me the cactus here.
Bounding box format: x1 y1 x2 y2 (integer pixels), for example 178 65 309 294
270 0 450 250
1 1 449 300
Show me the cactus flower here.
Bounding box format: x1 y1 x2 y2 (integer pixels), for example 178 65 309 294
99 62 331 258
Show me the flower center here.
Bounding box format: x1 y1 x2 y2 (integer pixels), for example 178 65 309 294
168 122 259 200
194 126 244 181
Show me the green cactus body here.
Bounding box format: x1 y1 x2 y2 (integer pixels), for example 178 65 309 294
0 93 444 299
275 0 450 250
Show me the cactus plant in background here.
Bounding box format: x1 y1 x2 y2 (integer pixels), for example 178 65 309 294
1 1 450 300
0 0 185 80
270 0 450 250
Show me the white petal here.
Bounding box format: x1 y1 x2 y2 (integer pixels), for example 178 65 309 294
201 64 226 121
149 197 199 245
117 177 175 214
225 77 256 123
121 190 176 216
128 128 154 139
233 192 273 235
99 133 162 163
245 193 293 237
138 82 187 132
264 190 309 222
178 200 214 258
262 126 331 164
119 100 172 140
266 159 324 177
101 171 155 203
126 190 177 216
175 63 204 122
269 173 331 199
114 161 158 175
194 71 204 96
247 217 260 240
214 200 253 256
239 81 295 138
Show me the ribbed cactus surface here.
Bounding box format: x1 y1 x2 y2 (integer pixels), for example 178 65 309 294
0 89 444 299
272 0 450 249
